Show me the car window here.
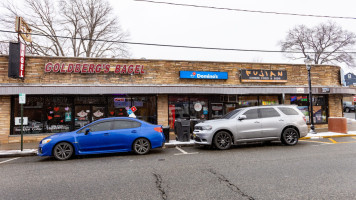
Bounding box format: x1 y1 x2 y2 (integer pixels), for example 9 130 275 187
112 120 141 130
221 109 242 119
77 121 113 133
243 109 259 119
260 108 280 118
277 107 299 115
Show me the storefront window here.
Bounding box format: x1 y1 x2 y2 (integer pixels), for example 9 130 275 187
259 96 280 105
131 96 157 124
44 97 72 133
190 97 209 120
13 96 44 135
290 95 327 123
239 96 258 107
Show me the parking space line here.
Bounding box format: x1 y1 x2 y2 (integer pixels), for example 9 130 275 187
0 157 20 164
174 146 199 155
301 140 332 144
328 138 338 143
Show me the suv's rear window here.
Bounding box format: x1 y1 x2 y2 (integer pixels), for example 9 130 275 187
277 107 299 115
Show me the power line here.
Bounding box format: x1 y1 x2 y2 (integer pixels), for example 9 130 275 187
1 29 356 54
133 0 356 20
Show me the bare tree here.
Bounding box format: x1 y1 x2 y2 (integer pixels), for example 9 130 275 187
0 0 130 58
280 21 356 66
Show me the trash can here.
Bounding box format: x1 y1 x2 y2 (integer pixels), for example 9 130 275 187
174 119 191 142
162 126 170 143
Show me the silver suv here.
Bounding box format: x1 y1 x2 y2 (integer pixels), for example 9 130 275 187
193 105 308 149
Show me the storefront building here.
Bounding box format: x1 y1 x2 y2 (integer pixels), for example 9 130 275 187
0 55 354 143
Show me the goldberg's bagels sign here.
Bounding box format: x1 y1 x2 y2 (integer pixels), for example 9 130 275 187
44 63 145 74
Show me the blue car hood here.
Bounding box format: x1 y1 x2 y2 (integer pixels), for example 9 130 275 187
44 131 75 139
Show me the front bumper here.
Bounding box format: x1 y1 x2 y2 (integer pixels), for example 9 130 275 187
37 142 54 156
193 130 214 145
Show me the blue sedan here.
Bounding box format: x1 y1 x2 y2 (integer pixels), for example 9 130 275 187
38 117 165 160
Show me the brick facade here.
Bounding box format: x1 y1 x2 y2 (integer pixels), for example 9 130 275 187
0 56 342 87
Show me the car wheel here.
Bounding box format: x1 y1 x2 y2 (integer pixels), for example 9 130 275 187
281 128 299 146
53 142 73 161
345 108 350 113
213 131 232 150
133 138 151 155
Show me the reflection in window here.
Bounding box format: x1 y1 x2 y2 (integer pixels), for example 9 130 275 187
290 95 327 123
239 96 258 107
259 96 279 105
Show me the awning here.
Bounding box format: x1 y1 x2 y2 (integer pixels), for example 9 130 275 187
0 84 354 95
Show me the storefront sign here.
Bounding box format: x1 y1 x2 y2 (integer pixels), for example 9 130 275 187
8 42 26 78
240 69 287 82
15 117 28 125
179 71 228 80
44 63 145 74
15 17 32 42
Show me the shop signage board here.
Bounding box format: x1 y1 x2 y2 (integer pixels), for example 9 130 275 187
179 71 228 80
8 42 26 78
15 16 32 42
44 63 145 74
15 117 28 125
240 69 287 83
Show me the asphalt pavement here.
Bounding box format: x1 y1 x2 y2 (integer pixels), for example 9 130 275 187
1 137 356 200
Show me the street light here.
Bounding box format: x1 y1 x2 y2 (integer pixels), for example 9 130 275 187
304 55 316 134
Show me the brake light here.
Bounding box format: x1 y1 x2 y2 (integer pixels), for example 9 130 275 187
303 116 306 123
154 127 163 133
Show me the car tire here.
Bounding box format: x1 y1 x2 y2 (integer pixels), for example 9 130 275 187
213 131 232 150
53 142 74 161
133 138 151 155
345 108 350 113
281 128 299 146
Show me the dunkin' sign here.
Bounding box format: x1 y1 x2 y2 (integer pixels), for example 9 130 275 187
44 63 145 74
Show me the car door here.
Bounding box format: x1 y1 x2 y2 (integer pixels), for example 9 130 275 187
76 120 113 152
106 119 142 150
259 107 284 138
236 108 262 140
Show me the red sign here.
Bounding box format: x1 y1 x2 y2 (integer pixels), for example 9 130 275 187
353 96 356 102
131 106 137 112
44 63 145 74
19 43 26 78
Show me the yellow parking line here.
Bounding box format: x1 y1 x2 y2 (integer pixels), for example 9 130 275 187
352 137 356 140
301 140 333 144
328 138 338 143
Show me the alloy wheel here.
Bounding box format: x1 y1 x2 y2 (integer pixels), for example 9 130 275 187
53 142 73 160
134 138 150 155
214 131 232 150
283 128 298 145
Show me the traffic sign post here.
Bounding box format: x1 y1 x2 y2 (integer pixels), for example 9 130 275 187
19 93 26 151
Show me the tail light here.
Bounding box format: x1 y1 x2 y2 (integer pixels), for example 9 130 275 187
154 127 163 133
302 116 306 123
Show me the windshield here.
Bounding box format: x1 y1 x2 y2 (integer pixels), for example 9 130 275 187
221 109 242 119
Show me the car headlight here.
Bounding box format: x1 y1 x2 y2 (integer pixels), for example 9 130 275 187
42 139 52 144
201 125 212 130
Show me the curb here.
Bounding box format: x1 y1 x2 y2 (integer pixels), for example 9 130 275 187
0 151 37 158
300 134 356 140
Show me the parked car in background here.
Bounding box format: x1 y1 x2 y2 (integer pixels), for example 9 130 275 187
193 105 308 150
38 117 165 160
343 101 355 113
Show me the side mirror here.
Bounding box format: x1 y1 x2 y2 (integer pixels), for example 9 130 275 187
238 115 247 120
85 128 90 135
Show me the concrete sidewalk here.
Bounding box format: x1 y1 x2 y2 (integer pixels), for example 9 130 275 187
1 131 356 158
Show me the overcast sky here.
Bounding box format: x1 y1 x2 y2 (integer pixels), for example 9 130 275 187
110 0 356 72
